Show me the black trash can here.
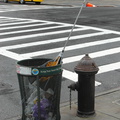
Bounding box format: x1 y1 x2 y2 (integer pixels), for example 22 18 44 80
16 58 62 120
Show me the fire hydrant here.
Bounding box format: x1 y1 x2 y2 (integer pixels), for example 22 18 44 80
68 54 99 117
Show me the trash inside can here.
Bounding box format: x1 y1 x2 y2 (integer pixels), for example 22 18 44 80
16 58 62 120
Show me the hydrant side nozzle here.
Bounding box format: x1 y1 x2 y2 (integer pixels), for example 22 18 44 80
68 82 79 91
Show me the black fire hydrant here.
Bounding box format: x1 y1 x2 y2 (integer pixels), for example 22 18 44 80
68 54 99 117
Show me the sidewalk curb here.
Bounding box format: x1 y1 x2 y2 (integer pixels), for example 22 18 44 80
95 87 120 97
60 87 120 108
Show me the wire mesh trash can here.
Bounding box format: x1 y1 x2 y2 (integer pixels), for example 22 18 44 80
16 58 62 120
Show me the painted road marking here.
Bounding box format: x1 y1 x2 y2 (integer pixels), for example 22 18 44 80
63 46 120 64
0 32 111 49
0 49 101 86
19 35 119 58
0 20 39 27
63 69 101 86
0 25 71 36
0 22 52 30
1 16 120 86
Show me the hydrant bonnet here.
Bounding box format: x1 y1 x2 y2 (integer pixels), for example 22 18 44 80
74 54 99 73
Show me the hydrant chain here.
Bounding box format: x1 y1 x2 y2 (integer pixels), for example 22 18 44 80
69 89 71 110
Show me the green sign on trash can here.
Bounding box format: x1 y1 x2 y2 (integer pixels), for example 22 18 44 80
16 63 62 76
16 58 62 120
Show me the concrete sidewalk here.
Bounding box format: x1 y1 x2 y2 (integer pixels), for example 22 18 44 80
7 88 120 120
60 88 120 120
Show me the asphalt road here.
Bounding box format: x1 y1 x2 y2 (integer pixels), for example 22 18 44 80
0 1 120 120
43 0 120 7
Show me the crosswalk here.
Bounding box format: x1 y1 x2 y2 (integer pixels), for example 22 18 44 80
0 16 120 86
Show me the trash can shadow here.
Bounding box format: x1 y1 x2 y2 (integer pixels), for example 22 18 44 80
16 58 62 120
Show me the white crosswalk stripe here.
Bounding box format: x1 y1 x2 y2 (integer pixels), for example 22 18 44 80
0 16 120 86
0 22 52 30
63 46 120 64
0 28 89 42
0 25 71 36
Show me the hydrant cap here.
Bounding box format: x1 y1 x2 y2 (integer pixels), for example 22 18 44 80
74 54 99 73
